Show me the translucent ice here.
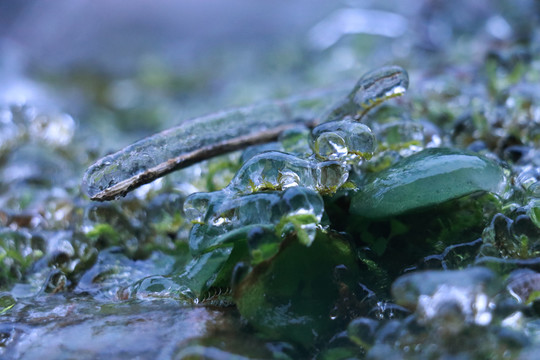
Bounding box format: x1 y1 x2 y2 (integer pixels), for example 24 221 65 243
310 118 376 160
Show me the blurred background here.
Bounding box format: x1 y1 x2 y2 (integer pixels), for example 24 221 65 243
0 0 538 182
1 0 537 133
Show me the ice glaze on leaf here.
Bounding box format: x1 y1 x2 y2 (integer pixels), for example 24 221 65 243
351 148 507 219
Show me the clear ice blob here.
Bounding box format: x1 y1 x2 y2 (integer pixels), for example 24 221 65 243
188 187 324 255
316 160 349 192
310 118 376 160
228 151 318 194
326 65 409 121
183 191 227 223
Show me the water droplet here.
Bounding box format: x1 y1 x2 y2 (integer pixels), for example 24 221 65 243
316 160 349 192
183 192 214 223
311 118 376 160
28 112 75 147
313 132 348 160
516 166 540 196
327 65 409 121
229 151 317 193
277 170 302 189
392 268 500 328
281 187 324 220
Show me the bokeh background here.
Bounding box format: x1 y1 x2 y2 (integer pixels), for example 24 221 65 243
1 0 537 149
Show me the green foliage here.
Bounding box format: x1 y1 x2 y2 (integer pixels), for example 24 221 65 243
529 200 540 229
86 223 121 247
0 230 44 289
234 230 360 347
350 148 507 219
0 293 16 315
276 213 319 247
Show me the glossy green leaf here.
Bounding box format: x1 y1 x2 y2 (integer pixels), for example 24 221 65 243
351 148 507 219
234 231 360 346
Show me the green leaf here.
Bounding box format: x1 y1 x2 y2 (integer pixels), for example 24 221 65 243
173 247 233 298
86 223 120 246
351 148 507 219
234 230 360 346
276 213 319 247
